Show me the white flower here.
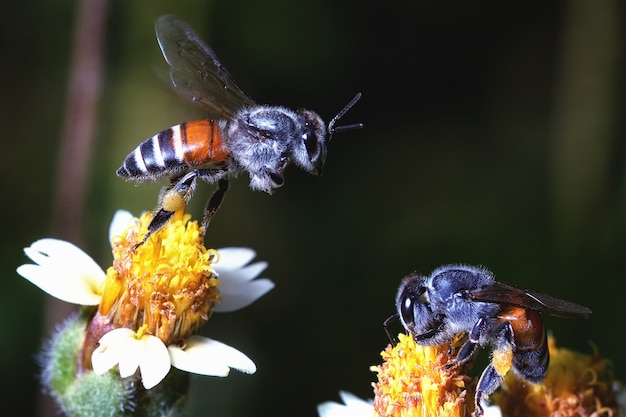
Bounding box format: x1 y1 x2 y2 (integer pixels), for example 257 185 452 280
18 209 273 389
317 391 373 417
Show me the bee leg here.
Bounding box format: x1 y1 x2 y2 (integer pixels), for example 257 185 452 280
445 317 486 369
134 172 198 249
473 364 504 417
444 338 478 370
468 317 487 343
201 178 229 234
447 334 468 355
472 322 515 417
263 167 284 187
161 171 198 211
382 313 400 345
258 167 285 192
248 166 284 194
133 209 175 249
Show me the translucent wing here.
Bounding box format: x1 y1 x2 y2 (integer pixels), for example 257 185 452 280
467 280 592 319
155 15 256 121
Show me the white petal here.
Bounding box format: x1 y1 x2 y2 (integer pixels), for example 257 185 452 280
338 391 373 409
212 250 274 312
317 391 373 417
213 276 274 312
91 344 120 375
214 247 257 270
317 402 351 417
116 338 143 378
92 328 138 376
169 335 256 376
92 328 171 389
138 336 171 389
17 239 105 305
222 261 268 283
108 210 135 245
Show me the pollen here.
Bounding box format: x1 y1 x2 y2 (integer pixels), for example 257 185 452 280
98 211 220 346
372 333 473 417
491 336 618 417
491 344 513 377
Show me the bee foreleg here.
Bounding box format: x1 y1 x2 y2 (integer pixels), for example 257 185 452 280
382 313 400 345
249 167 285 193
262 167 284 187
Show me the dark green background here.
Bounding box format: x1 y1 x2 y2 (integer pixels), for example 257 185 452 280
4 1 625 416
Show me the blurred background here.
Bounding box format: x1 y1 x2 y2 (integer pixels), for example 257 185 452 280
3 0 625 416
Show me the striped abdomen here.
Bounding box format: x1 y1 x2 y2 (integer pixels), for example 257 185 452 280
117 120 230 180
498 306 548 382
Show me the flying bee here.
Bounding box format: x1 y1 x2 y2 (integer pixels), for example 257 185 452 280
384 265 592 417
117 15 362 245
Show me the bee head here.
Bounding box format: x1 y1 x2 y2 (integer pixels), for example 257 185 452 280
293 110 328 175
293 93 362 176
396 274 446 345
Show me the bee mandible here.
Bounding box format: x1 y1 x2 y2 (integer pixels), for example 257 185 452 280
117 15 362 245
385 265 592 416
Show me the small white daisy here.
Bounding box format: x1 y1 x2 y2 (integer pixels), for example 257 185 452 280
18 209 273 389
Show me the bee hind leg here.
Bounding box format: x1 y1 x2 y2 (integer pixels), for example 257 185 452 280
134 171 198 249
133 209 176 249
472 322 514 416
472 364 504 417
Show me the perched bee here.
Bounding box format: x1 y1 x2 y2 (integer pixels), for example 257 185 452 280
386 265 592 416
117 15 362 244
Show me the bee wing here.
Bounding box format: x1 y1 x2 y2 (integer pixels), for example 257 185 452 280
155 15 256 121
467 281 592 319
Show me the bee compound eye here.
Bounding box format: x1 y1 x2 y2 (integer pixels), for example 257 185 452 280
298 111 326 164
399 293 416 326
302 128 320 160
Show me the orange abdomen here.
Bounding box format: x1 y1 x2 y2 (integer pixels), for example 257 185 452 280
498 306 544 350
497 305 548 382
117 119 230 180
179 120 229 165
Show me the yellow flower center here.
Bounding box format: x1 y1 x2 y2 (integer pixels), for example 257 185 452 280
491 337 618 417
98 211 220 345
372 333 473 417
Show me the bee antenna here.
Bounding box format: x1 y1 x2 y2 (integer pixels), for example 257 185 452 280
328 92 363 138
